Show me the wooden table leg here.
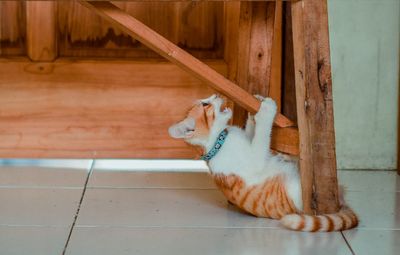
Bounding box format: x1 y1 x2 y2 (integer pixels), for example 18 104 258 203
291 0 340 214
232 1 276 127
26 1 58 62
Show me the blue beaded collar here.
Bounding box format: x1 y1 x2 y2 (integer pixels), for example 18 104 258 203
200 129 228 161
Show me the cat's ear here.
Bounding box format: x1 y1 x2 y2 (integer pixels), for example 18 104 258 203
168 117 195 139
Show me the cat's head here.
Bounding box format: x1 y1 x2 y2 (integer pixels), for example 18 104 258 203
168 94 231 144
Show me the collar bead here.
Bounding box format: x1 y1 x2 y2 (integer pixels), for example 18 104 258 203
200 129 228 161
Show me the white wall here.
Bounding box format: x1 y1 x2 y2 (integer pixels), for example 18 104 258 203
328 0 400 169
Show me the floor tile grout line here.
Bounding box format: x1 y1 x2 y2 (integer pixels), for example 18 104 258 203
0 224 72 228
341 231 356 255
71 225 282 230
338 169 397 172
86 186 218 190
62 159 95 255
0 186 85 190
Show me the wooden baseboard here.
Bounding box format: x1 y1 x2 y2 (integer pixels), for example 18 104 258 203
0 58 298 158
0 58 223 158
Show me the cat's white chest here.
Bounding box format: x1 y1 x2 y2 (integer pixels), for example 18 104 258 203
207 132 266 184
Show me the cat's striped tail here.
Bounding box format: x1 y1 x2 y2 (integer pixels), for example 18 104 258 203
280 206 358 232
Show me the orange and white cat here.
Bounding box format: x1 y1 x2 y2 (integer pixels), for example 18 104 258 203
169 94 358 232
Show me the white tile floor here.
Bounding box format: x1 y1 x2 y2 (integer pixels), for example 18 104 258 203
0 160 399 255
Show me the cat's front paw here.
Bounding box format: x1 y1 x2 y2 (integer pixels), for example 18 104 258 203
253 95 277 115
255 97 277 123
254 94 265 101
221 107 233 120
261 98 277 114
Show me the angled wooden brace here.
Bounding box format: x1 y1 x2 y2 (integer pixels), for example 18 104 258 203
79 0 300 155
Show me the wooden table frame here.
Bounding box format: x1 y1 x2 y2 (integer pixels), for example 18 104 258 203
1 0 339 215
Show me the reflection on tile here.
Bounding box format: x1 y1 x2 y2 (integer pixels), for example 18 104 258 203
0 165 397 254
344 190 400 229
88 171 215 189
77 188 279 228
338 170 399 192
0 188 82 226
66 227 351 255
0 159 92 170
94 159 208 172
0 226 69 255
0 166 88 188
344 229 400 255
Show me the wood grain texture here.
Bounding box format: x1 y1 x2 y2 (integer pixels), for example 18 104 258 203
58 1 224 59
26 1 57 61
223 0 240 81
282 1 297 123
222 1 298 156
0 59 223 158
271 126 299 155
79 1 294 129
0 58 298 157
0 1 26 56
269 0 283 112
233 1 276 127
291 0 339 214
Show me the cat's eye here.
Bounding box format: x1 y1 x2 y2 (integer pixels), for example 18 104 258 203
201 102 209 106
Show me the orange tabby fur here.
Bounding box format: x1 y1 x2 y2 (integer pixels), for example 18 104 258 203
211 173 358 231
212 173 297 218
171 97 358 232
